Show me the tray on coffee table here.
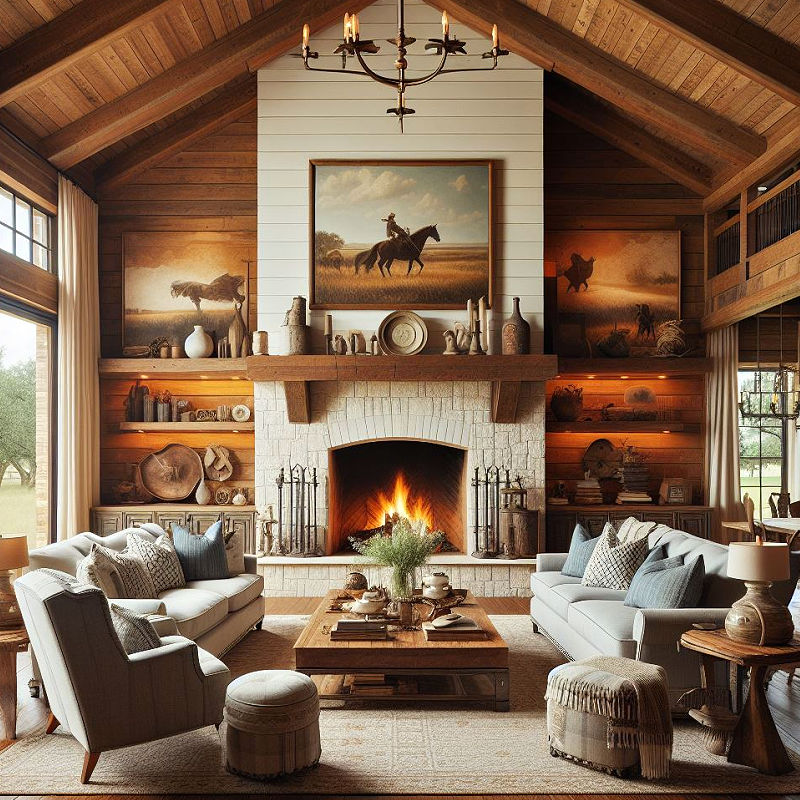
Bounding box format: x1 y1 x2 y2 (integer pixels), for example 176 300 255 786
293 590 510 711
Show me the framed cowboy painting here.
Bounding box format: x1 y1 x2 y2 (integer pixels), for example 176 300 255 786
309 159 494 309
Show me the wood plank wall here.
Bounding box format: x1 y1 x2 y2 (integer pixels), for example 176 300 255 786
97 111 257 505
544 110 707 503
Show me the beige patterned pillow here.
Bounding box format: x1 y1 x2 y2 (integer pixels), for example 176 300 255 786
126 532 185 594
94 544 156 599
224 528 245 577
76 545 125 598
109 604 162 654
581 522 649 590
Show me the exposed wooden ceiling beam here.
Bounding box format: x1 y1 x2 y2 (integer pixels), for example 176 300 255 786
614 0 800 107
545 75 712 195
95 80 257 194
38 0 370 169
437 0 766 165
704 125 800 211
0 0 180 109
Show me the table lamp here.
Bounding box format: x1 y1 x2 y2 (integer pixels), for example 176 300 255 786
725 538 794 645
0 534 29 629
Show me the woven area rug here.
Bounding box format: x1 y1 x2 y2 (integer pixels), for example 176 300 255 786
1 614 798 794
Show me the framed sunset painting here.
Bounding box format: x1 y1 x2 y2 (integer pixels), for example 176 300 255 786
545 230 681 358
309 159 494 309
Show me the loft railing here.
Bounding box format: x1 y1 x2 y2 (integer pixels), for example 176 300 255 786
749 172 800 253
714 217 740 276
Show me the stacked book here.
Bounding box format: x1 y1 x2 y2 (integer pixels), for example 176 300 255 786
344 674 396 696
574 477 603 505
422 618 488 641
616 490 652 504
330 619 389 641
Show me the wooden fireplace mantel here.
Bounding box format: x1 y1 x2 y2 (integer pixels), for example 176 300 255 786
245 354 559 424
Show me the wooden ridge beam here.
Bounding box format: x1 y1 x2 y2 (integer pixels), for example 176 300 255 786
545 76 712 195
39 0 370 169
614 0 800 107
0 0 180 109
95 80 257 194
437 0 765 165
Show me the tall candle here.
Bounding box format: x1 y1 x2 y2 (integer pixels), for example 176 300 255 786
324 314 332 337
343 12 350 41
351 13 359 39
302 23 309 49
467 299 474 331
441 10 449 36
492 24 499 49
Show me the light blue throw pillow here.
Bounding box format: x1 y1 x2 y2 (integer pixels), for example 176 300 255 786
625 553 705 609
561 524 600 578
171 520 228 581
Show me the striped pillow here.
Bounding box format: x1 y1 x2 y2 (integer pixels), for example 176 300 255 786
625 554 705 609
561 524 600 578
171 520 228 581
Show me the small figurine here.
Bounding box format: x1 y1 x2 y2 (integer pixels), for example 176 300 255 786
332 334 348 355
443 329 461 355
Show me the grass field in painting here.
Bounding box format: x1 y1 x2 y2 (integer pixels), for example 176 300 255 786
124 309 234 348
314 245 490 307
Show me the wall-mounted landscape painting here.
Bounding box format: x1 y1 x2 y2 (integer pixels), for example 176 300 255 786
309 160 493 309
123 231 253 350
545 230 681 358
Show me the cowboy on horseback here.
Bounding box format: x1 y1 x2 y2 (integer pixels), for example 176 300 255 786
381 212 420 257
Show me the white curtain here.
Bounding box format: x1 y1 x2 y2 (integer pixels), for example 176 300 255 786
706 325 742 541
57 176 99 539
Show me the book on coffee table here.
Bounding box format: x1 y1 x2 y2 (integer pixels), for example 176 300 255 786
330 621 389 640
422 619 488 641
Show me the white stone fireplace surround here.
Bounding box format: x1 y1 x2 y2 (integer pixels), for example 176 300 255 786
254 378 544 597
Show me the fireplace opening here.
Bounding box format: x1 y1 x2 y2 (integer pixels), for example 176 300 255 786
327 440 468 554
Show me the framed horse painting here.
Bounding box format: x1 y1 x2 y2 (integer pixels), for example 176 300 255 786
122 231 255 352
309 159 494 309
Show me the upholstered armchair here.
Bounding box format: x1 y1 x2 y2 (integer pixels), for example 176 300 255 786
14 570 230 783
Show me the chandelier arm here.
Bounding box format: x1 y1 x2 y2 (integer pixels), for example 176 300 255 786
400 50 451 87
435 63 502 78
352 47 402 88
303 60 387 79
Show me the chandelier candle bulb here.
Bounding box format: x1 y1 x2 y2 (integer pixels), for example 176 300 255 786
343 13 351 41
492 24 498 49
442 10 449 36
352 13 359 39
302 23 309 49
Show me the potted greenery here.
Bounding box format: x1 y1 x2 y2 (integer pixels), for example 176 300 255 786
350 518 444 600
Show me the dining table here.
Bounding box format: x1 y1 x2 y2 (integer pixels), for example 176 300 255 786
722 516 800 548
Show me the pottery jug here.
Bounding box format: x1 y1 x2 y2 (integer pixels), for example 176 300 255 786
195 479 211 505
501 297 530 355
185 325 213 358
422 572 452 600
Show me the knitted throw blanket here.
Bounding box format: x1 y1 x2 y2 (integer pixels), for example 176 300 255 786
545 656 673 779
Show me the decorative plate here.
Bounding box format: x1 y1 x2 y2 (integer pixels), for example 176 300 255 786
377 311 428 356
215 486 231 505
231 404 251 422
582 438 622 479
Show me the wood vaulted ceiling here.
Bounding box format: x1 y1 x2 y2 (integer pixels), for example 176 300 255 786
0 0 799 198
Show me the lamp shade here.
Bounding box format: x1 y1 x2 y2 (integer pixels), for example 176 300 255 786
727 541 790 582
0 534 29 570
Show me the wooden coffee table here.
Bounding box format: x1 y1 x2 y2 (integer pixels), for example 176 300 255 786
294 590 510 711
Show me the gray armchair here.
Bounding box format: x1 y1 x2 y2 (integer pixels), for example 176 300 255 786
14 570 230 783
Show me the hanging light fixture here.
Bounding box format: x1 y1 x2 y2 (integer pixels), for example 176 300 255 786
738 306 800 423
299 2 509 130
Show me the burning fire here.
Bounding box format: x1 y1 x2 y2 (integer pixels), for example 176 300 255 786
366 472 434 531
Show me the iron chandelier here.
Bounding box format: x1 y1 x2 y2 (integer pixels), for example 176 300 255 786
299 1 509 130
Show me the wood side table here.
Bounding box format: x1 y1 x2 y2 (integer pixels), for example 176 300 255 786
0 627 29 741
680 628 800 775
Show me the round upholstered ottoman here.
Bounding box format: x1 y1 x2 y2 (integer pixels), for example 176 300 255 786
224 670 321 780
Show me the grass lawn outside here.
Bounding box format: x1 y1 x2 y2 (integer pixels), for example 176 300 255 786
0 483 37 546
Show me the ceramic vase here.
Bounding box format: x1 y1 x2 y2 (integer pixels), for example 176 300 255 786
502 297 530 355
185 325 213 358
195 479 211 505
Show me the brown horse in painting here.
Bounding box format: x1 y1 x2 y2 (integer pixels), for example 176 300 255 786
354 224 440 277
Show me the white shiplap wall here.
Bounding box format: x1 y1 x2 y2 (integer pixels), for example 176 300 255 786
257 0 543 353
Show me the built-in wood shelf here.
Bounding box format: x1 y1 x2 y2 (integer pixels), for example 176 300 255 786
99 358 248 380
245 354 558 425
546 421 701 434
555 357 712 378
118 422 254 433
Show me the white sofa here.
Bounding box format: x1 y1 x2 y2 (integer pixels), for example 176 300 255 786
28 528 265 658
531 524 800 708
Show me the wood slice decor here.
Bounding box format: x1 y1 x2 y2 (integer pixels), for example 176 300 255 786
139 444 203 501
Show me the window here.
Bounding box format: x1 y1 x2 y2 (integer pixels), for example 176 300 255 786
738 369 792 518
0 183 54 271
0 305 55 549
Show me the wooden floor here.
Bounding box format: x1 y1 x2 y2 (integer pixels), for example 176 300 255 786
2 596 798 800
